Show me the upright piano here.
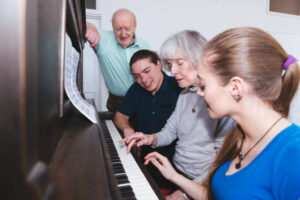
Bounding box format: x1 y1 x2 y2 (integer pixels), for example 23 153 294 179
1 0 164 199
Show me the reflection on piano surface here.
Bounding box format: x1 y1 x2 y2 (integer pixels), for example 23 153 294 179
1 0 164 199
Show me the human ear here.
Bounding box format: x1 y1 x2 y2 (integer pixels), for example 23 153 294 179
230 76 244 102
157 60 162 70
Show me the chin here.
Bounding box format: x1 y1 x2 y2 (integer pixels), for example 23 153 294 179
208 110 225 120
120 43 129 47
144 85 153 92
118 40 129 47
179 83 188 88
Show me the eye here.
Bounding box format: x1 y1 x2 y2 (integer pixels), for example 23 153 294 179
199 85 205 91
167 63 173 70
133 74 140 79
177 59 185 66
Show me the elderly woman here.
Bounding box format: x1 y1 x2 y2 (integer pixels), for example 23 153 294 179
120 30 235 199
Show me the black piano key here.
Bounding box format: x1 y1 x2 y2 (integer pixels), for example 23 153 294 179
119 185 136 200
116 174 129 185
112 164 125 174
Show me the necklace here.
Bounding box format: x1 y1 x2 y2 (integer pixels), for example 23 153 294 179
190 86 198 113
192 105 196 113
235 116 283 169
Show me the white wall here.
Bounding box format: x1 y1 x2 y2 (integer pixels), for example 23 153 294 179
89 0 300 124
100 0 300 52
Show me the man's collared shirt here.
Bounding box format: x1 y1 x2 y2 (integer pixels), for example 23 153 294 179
95 30 150 96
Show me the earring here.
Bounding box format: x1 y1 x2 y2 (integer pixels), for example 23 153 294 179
234 94 241 102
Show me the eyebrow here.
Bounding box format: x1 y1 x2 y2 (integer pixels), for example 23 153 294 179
142 66 150 72
132 66 150 76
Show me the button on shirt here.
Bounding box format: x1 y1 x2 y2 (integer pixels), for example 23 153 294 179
118 73 182 134
95 30 150 96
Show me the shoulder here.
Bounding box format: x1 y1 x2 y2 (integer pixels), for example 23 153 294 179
135 35 150 49
126 82 140 94
271 124 300 198
177 88 194 101
96 30 116 51
279 124 300 146
273 124 300 164
98 30 117 44
98 30 114 38
174 89 197 110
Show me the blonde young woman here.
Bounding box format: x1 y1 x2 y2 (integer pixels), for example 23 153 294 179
120 30 234 199
144 27 300 200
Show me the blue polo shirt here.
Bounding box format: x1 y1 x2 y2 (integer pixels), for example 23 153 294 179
118 72 182 134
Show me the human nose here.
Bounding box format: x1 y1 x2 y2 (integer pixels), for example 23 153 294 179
170 65 177 76
120 29 127 37
141 74 147 83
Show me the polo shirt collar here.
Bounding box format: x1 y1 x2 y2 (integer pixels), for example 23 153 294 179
188 86 198 93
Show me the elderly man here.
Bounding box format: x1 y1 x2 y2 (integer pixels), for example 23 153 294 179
85 9 149 112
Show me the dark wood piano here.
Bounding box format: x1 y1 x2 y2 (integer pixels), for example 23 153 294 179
1 0 164 199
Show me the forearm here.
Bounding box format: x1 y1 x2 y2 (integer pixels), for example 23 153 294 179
114 112 133 132
171 174 207 200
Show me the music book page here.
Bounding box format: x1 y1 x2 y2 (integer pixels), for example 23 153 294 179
64 34 98 123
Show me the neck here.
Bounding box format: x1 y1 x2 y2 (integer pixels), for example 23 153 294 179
152 72 164 95
232 100 284 143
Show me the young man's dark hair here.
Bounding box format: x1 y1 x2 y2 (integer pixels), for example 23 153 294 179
129 49 161 68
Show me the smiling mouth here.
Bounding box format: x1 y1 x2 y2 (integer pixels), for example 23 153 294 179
143 81 152 88
176 78 183 82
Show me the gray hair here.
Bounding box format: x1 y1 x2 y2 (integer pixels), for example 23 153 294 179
159 30 207 71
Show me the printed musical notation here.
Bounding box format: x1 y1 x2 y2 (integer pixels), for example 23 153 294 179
64 34 98 123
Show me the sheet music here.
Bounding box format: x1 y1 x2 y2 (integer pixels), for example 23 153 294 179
64 34 97 123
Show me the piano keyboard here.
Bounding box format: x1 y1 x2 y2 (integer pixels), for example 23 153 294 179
102 120 159 200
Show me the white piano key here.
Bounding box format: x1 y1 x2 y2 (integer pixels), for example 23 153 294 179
105 120 159 200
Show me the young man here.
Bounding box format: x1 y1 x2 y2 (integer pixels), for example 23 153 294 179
85 9 149 112
114 49 182 188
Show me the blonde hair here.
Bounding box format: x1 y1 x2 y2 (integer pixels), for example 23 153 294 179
201 27 300 199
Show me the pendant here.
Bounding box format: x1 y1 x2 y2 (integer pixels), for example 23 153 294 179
235 162 241 169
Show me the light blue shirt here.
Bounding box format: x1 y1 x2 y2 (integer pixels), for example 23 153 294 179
95 30 150 96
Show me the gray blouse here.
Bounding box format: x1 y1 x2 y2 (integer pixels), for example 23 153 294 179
155 88 235 183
